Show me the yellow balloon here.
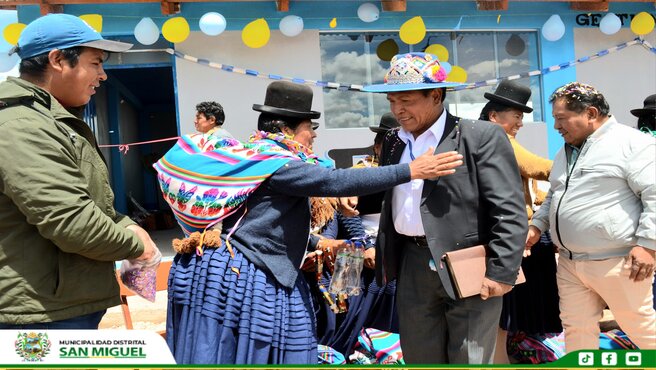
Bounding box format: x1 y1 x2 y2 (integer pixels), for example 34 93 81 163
399 16 426 45
79 14 102 33
447 65 468 83
3 23 26 46
162 17 190 43
425 44 449 62
376 38 399 61
630 11 655 36
329 18 337 28
242 18 270 48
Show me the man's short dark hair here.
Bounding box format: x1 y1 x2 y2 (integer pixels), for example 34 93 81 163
549 82 610 116
195 101 225 126
420 87 447 103
19 46 83 80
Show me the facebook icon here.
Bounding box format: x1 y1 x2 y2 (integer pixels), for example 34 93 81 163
601 352 617 366
578 352 595 366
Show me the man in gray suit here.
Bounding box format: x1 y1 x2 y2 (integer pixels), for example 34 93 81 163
363 53 527 364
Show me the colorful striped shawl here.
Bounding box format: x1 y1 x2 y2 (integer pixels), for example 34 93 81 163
153 132 313 236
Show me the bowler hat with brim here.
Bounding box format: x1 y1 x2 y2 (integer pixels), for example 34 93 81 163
253 81 321 119
369 112 399 133
12 14 132 60
362 52 464 93
630 94 656 117
483 80 533 113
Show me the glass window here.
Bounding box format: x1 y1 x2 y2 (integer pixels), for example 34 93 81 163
319 30 542 128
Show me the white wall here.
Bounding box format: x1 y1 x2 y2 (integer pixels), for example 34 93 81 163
174 30 381 157
174 28 652 157
516 122 549 158
574 28 656 127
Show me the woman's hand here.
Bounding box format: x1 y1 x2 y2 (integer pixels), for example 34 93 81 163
317 238 350 273
409 149 463 180
364 248 375 269
337 197 359 217
301 251 319 272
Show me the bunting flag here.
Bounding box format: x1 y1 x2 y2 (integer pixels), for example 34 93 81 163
159 37 655 91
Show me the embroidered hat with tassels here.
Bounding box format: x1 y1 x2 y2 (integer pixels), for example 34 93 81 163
362 52 464 93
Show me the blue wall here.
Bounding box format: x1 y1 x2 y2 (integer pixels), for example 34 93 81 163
17 1 655 157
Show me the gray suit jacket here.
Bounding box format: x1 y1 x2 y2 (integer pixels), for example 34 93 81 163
375 112 527 300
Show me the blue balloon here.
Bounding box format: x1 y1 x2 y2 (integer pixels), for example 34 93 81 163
599 13 621 35
134 17 160 45
441 61 452 74
279 15 304 37
199 12 227 36
357 3 380 23
0 50 19 73
542 15 565 42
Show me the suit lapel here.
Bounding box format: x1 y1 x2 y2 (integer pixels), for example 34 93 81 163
421 113 460 203
384 130 406 165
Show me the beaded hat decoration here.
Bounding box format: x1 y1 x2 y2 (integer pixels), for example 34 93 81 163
362 52 464 93
386 52 447 84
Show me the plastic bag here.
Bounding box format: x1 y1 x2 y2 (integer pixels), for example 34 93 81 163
119 247 162 302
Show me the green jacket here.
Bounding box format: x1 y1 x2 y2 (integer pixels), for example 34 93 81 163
0 77 144 324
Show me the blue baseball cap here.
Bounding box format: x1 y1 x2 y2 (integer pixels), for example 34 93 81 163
12 14 132 59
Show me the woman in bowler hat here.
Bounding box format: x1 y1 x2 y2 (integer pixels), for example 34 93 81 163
480 80 562 363
354 112 401 168
631 94 656 136
158 80 464 364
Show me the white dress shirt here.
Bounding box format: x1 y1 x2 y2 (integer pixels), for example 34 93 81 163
392 112 447 236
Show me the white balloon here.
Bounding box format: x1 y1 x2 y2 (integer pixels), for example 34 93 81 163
279 15 304 37
599 13 622 35
134 17 160 45
542 15 565 42
199 12 227 36
357 2 380 23
0 51 19 73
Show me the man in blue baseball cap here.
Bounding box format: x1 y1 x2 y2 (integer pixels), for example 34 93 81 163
364 53 527 364
0 13 158 329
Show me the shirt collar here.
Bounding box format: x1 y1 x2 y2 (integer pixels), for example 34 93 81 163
398 109 447 144
588 115 616 141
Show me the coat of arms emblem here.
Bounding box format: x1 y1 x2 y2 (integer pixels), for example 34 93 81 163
15 332 51 362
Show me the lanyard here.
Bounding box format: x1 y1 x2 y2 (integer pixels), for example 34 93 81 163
407 140 416 161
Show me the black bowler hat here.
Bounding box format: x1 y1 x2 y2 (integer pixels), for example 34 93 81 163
253 81 321 119
630 94 656 118
484 80 533 113
369 112 400 133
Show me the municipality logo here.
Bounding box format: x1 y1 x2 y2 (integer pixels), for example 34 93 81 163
14 332 51 362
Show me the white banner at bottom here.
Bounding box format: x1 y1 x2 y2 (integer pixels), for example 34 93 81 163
0 330 176 364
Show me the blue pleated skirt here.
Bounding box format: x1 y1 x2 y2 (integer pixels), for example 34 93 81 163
166 244 317 364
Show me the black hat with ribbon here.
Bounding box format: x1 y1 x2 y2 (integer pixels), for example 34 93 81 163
631 94 656 118
253 81 321 119
369 112 400 133
484 80 533 113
